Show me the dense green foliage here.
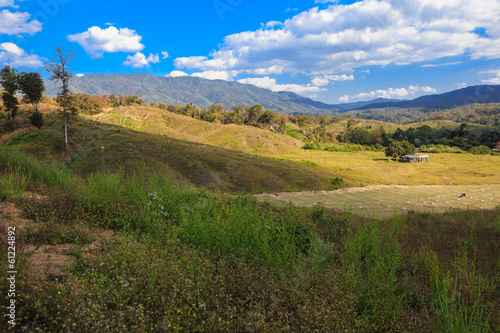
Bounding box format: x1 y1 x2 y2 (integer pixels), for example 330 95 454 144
0 65 20 120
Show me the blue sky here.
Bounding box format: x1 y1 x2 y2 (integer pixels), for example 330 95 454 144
1 0 500 104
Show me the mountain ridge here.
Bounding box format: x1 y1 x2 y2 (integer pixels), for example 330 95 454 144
43 74 500 114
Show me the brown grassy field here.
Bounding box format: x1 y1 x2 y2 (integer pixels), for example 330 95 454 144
256 184 500 218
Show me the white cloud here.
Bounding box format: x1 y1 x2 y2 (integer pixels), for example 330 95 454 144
339 95 350 103
0 42 44 67
409 85 437 94
0 0 17 8
263 21 283 29
0 9 42 35
481 69 500 84
166 70 188 77
173 0 500 76
342 84 437 102
165 70 236 81
123 52 161 68
67 26 145 58
192 70 237 81
161 51 169 59
75 73 85 77
237 76 326 95
421 62 463 68
312 74 355 86
456 82 467 88
105 22 114 26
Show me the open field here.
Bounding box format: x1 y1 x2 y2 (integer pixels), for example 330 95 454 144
256 184 500 218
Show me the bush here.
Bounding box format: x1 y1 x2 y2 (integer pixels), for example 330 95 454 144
302 141 320 150
29 111 44 128
469 145 492 155
330 177 346 190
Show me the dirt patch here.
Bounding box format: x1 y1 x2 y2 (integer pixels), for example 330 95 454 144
0 201 34 230
1 199 115 280
0 126 37 142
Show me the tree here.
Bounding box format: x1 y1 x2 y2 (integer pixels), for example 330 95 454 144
247 104 263 125
18 71 45 113
45 47 76 149
0 65 19 120
347 127 370 145
385 140 415 160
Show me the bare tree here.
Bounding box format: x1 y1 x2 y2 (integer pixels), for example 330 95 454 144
45 47 76 149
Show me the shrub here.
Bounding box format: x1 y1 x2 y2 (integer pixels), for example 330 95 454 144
469 145 492 155
330 177 345 190
303 141 320 150
29 111 44 128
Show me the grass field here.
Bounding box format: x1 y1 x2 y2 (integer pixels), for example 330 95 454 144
256 184 500 218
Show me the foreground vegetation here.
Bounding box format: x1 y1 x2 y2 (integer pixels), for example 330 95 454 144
0 143 499 332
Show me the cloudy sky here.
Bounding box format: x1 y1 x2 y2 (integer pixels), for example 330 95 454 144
1 0 499 104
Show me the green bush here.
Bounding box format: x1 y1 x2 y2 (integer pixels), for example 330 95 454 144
302 141 320 150
469 145 492 155
29 111 44 128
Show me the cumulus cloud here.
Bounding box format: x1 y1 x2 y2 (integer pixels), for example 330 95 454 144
481 70 500 84
165 70 237 81
0 9 42 35
192 70 238 81
174 0 500 76
67 26 144 58
340 84 437 102
166 70 189 77
237 76 326 95
123 52 161 68
161 51 169 59
75 74 85 77
0 0 17 8
0 42 44 67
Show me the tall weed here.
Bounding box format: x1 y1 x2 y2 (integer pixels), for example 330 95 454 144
342 222 403 326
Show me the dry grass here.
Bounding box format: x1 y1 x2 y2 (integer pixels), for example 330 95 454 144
257 184 500 218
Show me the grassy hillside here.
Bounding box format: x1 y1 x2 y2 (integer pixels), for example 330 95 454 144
82 106 500 188
1 110 334 193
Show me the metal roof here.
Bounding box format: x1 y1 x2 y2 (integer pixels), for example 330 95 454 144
404 155 429 158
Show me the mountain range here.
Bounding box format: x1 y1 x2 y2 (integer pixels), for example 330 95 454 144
43 74 500 114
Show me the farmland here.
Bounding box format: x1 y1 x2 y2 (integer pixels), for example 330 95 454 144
257 184 500 218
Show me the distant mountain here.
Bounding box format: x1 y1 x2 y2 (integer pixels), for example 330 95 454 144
43 74 340 114
355 85 500 111
43 73 402 115
43 74 500 115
